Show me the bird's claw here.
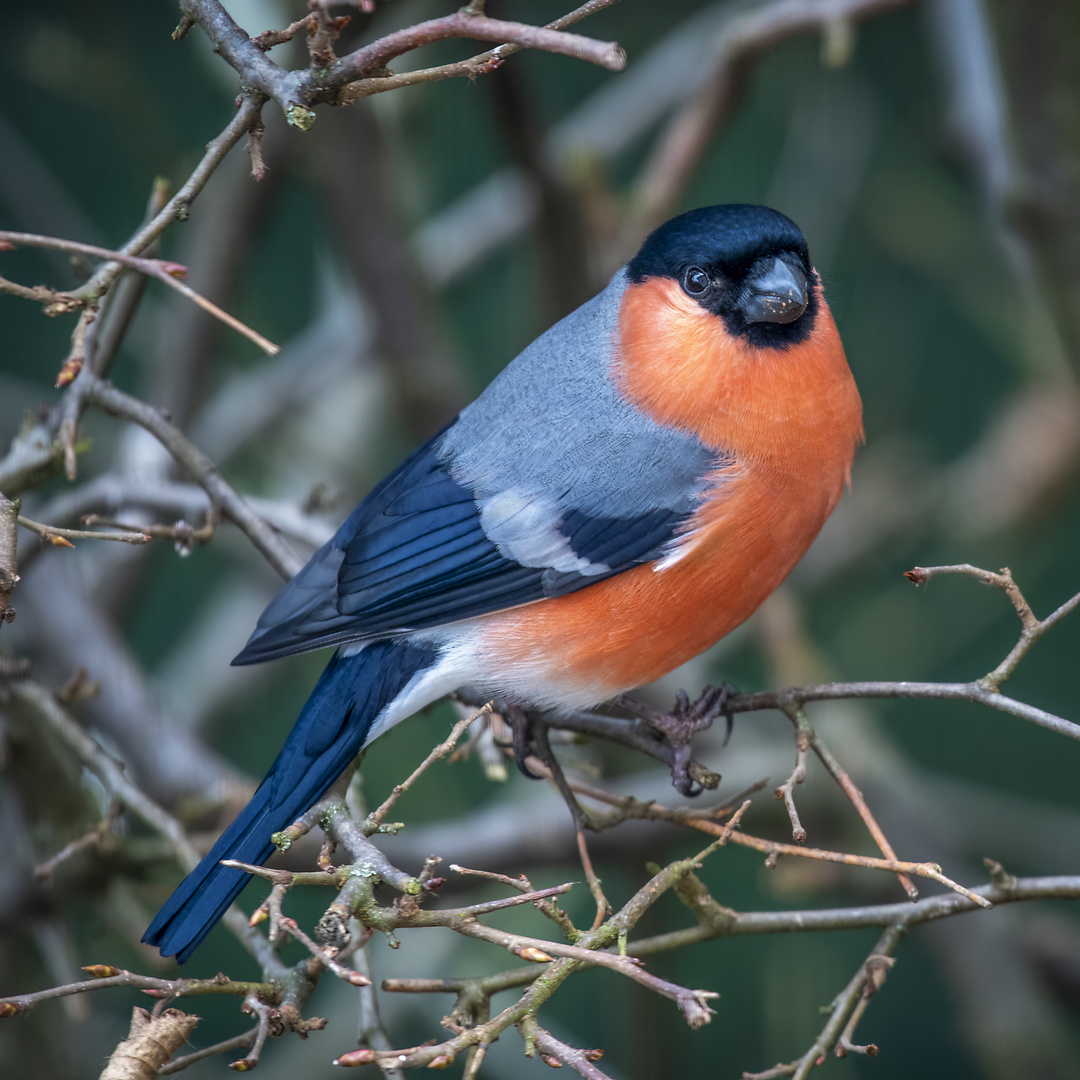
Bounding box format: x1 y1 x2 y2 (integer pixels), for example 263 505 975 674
504 703 544 780
617 683 735 797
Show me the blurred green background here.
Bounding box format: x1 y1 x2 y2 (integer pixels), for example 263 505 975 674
2 0 1079 1077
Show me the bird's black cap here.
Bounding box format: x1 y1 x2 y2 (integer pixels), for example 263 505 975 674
627 204 819 348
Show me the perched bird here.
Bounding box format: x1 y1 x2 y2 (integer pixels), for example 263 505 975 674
144 204 862 961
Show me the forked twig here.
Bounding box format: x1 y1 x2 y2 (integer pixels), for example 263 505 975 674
784 705 918 901
367 705 490 828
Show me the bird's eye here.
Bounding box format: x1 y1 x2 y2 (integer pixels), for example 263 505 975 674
682 266 710 296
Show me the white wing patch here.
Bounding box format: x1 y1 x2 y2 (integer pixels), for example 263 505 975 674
478 488 612 576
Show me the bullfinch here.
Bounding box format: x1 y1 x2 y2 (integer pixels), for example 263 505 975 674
144 203 863 961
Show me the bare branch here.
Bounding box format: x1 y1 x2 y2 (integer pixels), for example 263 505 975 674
178 0 625 122
726 679 1080 741
783 705 918 901
527 1022 612 1079
158 1028 258 1075
0 968 275 1017
78 374 301 579
367 705 489 828
905 563 1080 690
34 804 121 880
332 11 625 84
17 514 151 547
0 679 284 971
0 493 19 624
0 230 280 357
774 729 808 842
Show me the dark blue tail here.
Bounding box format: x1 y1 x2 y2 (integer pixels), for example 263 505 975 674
143 640 437 962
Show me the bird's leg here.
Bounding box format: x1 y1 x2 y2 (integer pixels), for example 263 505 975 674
615 683 735 797
502 702 544 780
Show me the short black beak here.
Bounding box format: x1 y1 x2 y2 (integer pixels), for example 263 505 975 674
739 256 809 325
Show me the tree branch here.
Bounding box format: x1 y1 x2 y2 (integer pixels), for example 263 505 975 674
0 230 280 360
0 493 19 624
178 0 625 126
78 375 301 580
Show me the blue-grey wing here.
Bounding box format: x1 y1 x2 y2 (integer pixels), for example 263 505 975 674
232 425 704 665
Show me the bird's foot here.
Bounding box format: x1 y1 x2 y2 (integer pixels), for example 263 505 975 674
502 702 544 780
616 683 735 797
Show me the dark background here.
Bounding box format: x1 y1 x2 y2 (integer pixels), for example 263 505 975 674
2 0 1079 1077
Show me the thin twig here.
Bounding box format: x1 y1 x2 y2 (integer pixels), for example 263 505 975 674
528 722 611 926
774 730 808 842
528 1022 612 1079
90 177 172 378
459 884 575 918
54 306 98 388
786 927 902 1080
78 375 301 580
228 995 275 1071
836 954 894 1058
784 705 918 900
0 680 285 972
159 1028 258 1075
366 705 489 828
723 680 1080 742
17 515 151 547
72 97 265 301
0 970 274 1016
332 11 626 82
276 917 371 986
82 512 218 551
0 230 279 356
905 563 1080 690
707 825 987 907
34 804 121 880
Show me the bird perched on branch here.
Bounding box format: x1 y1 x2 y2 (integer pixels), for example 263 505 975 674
144 204 863 961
